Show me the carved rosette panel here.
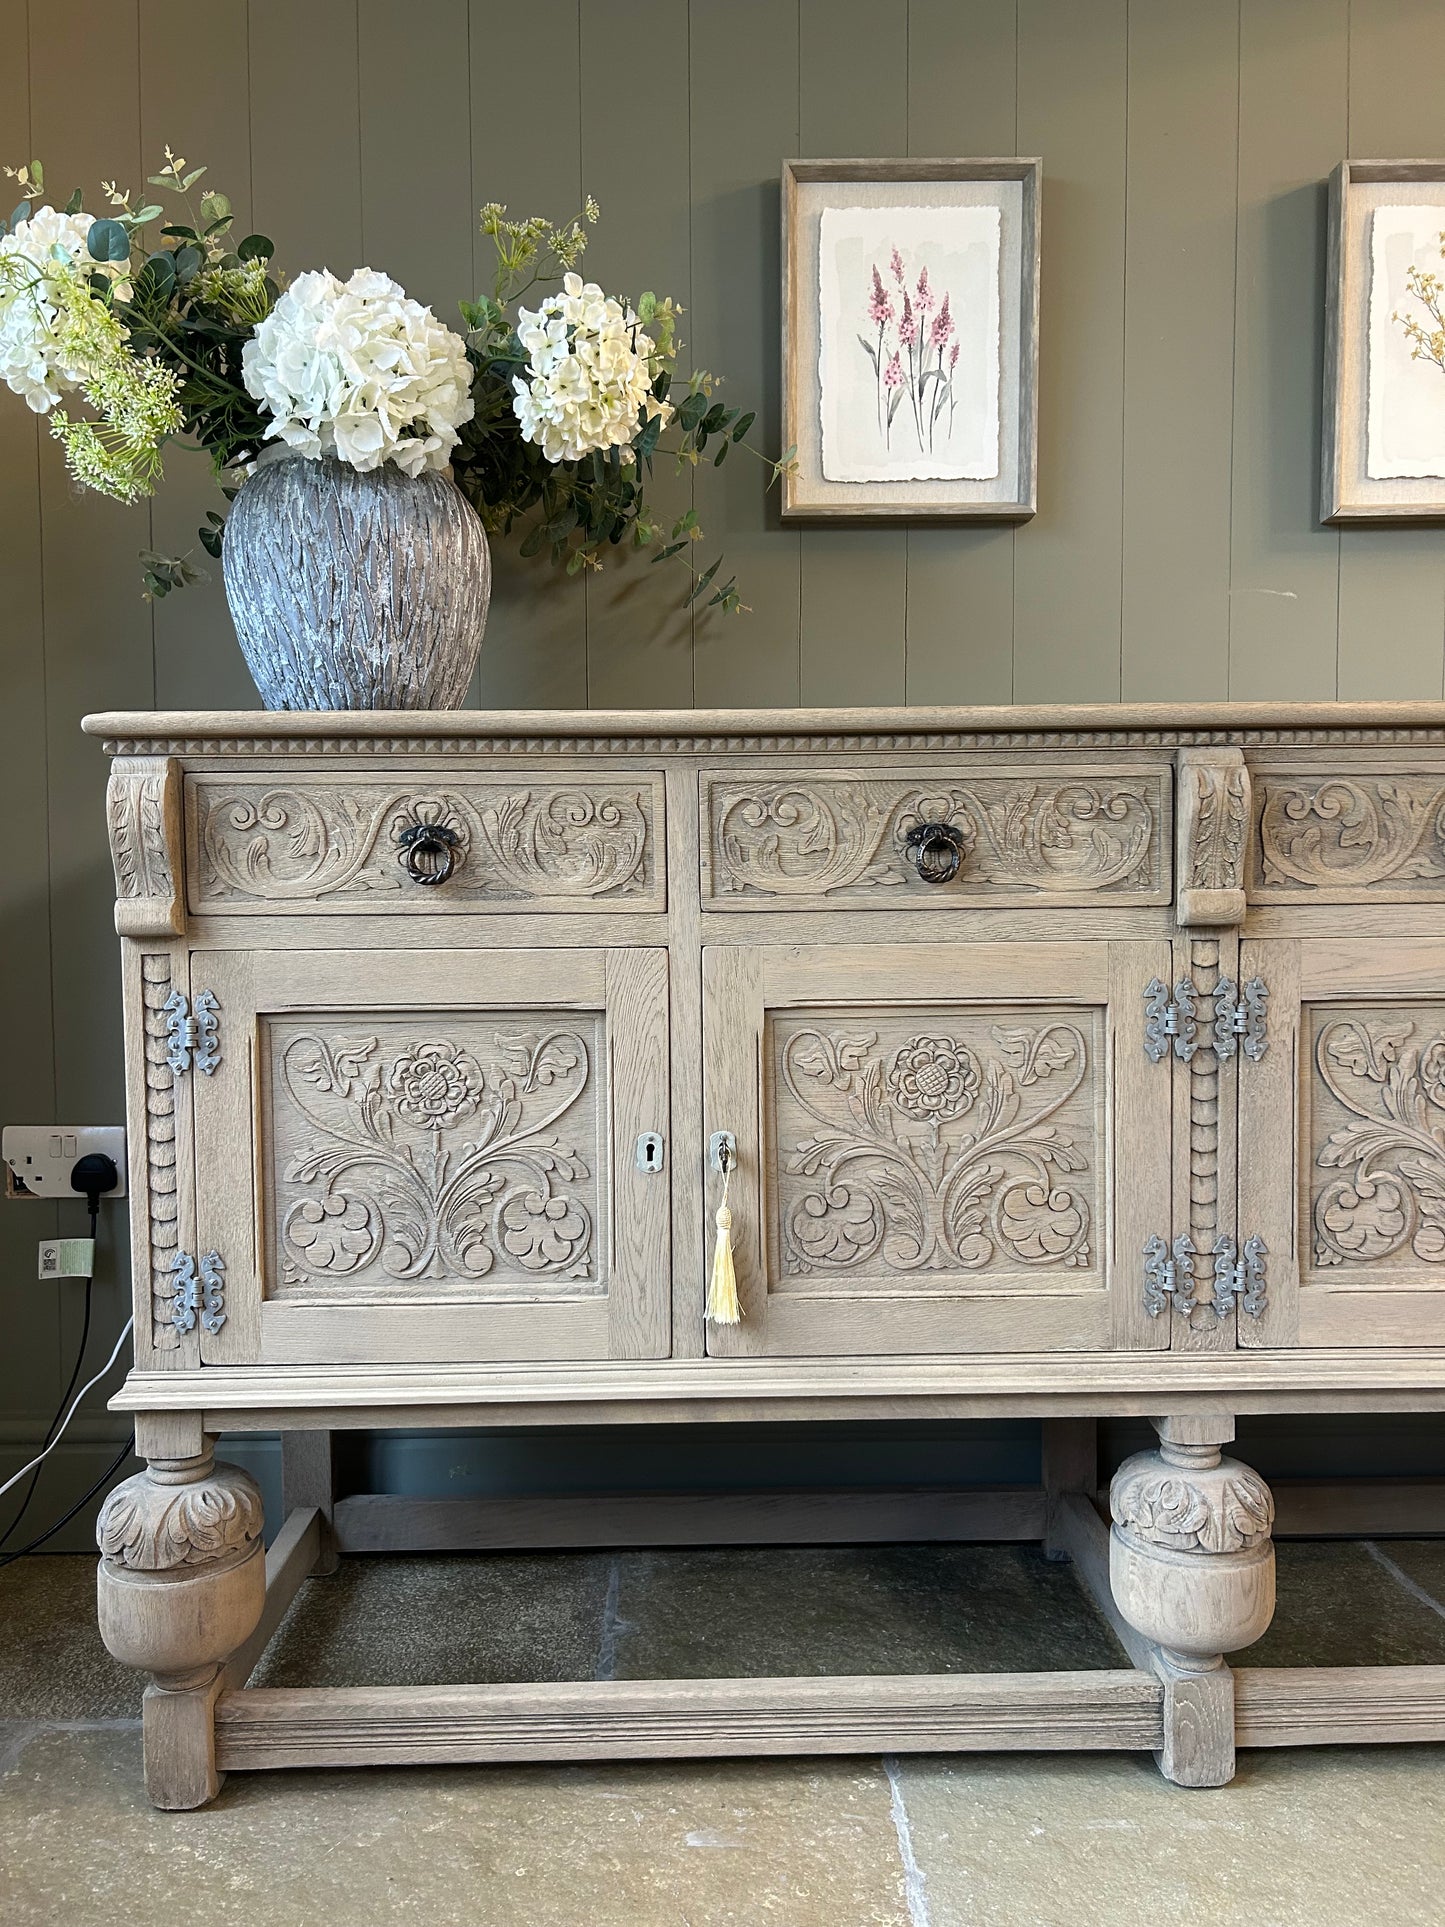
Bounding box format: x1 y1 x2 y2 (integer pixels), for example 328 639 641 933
97 1460 263 1571
1307 1006 1445 1274
1253 775 1445 898
703 771 1166 905
142 954 182 1349
107 756 183 936
768 1006 1102 1289
265 1014 604 1295
1110 1452 1274 1555
192 778 660 908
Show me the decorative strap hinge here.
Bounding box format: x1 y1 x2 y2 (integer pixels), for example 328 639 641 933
1143 1233 1198 1317
1211 1234 1268 1319
1212 976 1269 1061
169 1249 227 1335
163 988 221 1077
1145 976 1268 1064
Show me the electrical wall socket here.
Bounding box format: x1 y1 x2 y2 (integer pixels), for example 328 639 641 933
2 1126 127 1201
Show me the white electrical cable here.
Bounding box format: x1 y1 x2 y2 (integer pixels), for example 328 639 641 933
0 1316 134 1503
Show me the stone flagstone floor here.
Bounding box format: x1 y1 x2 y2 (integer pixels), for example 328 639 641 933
3 1538 1445 1926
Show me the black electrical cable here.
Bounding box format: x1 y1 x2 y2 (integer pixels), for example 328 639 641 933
0 1436 134 1571
0 1244 96 1551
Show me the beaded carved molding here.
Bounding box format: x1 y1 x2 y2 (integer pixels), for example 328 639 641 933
189 775 663 911
1252 773 1445 900
767 1005 1103 1292
1307 1006 1445 1276
702 769 1169 906
263 1014 605 1298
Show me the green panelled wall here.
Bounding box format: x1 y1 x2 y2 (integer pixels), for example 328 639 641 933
3 0 1445 1542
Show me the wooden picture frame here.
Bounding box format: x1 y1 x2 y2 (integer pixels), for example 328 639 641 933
1323 159 1445 522
782 157 1040 521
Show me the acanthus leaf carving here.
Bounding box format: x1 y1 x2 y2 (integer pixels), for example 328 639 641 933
271 1018 599 1290
1255 776 1445 895
1310 1011 1445 1269
107 757 183 936
1109 1452 1274 1554
773 1014 1096 1281
96 1459 263 1571
195 780 656 906
707 773 1163 903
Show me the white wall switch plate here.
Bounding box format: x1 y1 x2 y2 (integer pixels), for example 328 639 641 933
38 1238 95 1279
3 1126 127 1201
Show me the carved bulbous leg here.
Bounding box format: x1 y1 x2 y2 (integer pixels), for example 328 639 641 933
1109 1420 1275 1788
96 1448 265 1809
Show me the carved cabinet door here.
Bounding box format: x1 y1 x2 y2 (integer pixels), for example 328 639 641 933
1238 937 1445 1348
184 945 670 1364
702 940 1172 1356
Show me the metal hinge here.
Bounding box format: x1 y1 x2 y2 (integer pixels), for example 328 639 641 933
169 1249 226 1335
1146 976 1268 1064
163 989 221 1077
1143 1233 1198 1316
1211 1234 1268 1319
1212 977 1269 1062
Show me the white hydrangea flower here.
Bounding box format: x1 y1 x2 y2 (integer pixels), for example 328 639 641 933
511 271 671 464
0 205 100 411
241 266 474 475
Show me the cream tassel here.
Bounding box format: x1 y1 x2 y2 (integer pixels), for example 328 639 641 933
706 1149 741 1325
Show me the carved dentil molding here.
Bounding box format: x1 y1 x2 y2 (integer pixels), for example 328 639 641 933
97 1459 263 1571
106 756 184 937
1110 1450 1274 1555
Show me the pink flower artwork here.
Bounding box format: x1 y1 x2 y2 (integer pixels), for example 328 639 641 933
858 248 962 454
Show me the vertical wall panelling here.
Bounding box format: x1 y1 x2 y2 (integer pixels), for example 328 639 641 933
1013 0 1128 703
141 0 258 711
904 0 1019 706
248 0 362 273
1336 0 1445 699
28 0 150 1500
1120 0 1239 700
579 0 694 709
0 0 61 1484
1228 0 1348 698
468 0 588 708
797 0 909 706
690 0 802 708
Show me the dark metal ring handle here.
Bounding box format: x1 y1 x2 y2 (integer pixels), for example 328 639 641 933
398 823 461 886
903 821 968 886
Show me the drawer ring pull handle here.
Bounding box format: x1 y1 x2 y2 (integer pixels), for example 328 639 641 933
903 820 968 886
398 822 461 886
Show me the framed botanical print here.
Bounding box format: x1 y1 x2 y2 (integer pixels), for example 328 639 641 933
781 157 1040 520
1323 159 1445 521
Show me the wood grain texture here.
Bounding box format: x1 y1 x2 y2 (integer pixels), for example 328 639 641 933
214 1669 1164 1770
223 1505 321 1690
1013 0 1127 702
1234 1664 1445 1746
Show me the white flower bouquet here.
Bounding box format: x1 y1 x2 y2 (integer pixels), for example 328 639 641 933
0 153 788 611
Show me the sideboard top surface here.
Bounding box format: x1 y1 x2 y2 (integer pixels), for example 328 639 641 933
83 699 1445 756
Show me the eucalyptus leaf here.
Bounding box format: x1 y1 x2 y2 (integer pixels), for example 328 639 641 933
237 233 274 262
731 411 755 443
10 201 30 229
87 218 129 262
64 187 83 215
685 557 721 607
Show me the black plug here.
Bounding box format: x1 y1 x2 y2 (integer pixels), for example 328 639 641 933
70 1152 120 1220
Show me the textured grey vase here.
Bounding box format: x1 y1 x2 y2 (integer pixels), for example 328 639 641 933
222 453 491 710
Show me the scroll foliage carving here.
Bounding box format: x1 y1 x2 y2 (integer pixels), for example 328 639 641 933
707 775 1162 901
1256 776 1445 894
1185 761 1248 892
1310 1011 1445 1269
772 1013 1097 1281
97 1461 263 1571
142 954 181 1349
1110 1456 1274 1554
270 1018 600 1289
196 782 655 904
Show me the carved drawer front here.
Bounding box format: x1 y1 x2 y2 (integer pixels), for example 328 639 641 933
703 939 1172 1357
183 945 670 1365
186 771 665 913
700 764 1172 909
1249 769 1445 901
1239 937 1445 1350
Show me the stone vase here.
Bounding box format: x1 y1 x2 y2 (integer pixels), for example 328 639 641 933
221 452 491 710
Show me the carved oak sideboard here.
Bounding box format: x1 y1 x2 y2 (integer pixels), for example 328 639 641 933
83 703 1445 1808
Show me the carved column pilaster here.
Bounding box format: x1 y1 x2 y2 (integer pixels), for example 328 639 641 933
106 756 185 937
1176 748 1249 928
1109 1418 1275 1785
96 1449 265 1808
